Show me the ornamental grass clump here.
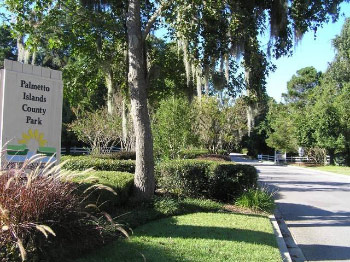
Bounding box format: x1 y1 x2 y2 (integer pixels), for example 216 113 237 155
235 187 276 213
0 155 127 262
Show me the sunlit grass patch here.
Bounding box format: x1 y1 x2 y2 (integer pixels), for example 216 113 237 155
308 165 350 176
76 212 281 262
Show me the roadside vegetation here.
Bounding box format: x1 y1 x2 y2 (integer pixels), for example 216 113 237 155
261 19 350 166
1 150 277 262
76 213 280 262
307 165 350 176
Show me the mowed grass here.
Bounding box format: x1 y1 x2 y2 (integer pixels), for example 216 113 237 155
309 165 350 175
77 212 281 262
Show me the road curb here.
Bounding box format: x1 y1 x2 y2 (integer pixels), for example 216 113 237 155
270 213 292 262
273 209 307 262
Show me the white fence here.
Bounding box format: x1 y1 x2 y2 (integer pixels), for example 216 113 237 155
61 146 121 155
258 154 330 164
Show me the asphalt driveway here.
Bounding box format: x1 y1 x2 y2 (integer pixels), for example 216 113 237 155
230 153 350 262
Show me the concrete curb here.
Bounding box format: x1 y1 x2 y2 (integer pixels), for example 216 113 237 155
273 209 307 262
270 213 292 262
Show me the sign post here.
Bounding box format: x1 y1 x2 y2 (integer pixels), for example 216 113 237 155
0 59 63 167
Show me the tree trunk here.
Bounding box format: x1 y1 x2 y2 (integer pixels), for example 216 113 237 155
245 71 254 137
17 37 26 63
31 51 36 65
247 103 254 137
204 64 209 95
122 98 128 150
196 66 202 100
127 0 155 201
104 69 115 114
224 54 229 84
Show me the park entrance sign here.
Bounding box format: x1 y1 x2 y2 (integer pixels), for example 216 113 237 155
0 59 63 167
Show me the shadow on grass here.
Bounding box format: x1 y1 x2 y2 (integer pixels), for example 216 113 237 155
77 215 277 262
135 217 277 246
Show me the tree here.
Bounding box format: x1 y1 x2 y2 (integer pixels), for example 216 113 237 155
310 86 343 164
4 0 347 200
283 66 322 105
69 108 122 154
153 97 197 160
262 100 298 153
194 96 225 153
0 24 17 67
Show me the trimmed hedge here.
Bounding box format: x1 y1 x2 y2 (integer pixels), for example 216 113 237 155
196 154 231 162
61 155 135 173
156 160 209 197
156 160 257 201
91 151 136 160
71 171 134 210
179 149 209 159
207 163 257 201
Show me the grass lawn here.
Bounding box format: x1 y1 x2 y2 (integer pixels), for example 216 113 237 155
76 212 281 262
308 165 350 175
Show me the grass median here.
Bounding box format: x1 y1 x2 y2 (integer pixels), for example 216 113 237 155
308 165 350 176
76 212 281 262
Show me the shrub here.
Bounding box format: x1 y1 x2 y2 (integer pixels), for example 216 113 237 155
152 196 224 217
207 163 257 201
153 196 181 216
156 160 209 197
235 188 276 213
0 157 124 262
153 97 198 160
61 155 135 173
196 154 231 162
334 152 347 166
179 148 209 159
68 108 122 155
71 171 134 210
92 151 136 160
156 160 257 201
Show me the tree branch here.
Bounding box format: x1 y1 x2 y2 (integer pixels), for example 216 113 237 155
143 1 170 41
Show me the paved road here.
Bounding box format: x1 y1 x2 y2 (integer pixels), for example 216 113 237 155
230 153 350 262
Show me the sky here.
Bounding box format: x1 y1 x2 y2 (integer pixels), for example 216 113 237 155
265 3 350 102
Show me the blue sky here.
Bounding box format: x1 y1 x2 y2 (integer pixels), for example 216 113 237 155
265 3 350 102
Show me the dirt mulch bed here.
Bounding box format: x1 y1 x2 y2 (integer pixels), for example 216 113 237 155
223 204 269 216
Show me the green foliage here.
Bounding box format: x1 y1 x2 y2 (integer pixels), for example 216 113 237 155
178 148 209 159
208 163 258 201
311 89 343 154
156 160 209 197
61 155 135 173
147 40 188 105
71 171 134 210
283 66 322 105
68 108 122 155
153 196 181 216
194 96 225 153
153 97 198 160
0 24 17 67
262 100 298 152
196 154 231 162
236 188 276 213
63 57 107 111
156 160 257 201
328 18 350 85
92 151 136 160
